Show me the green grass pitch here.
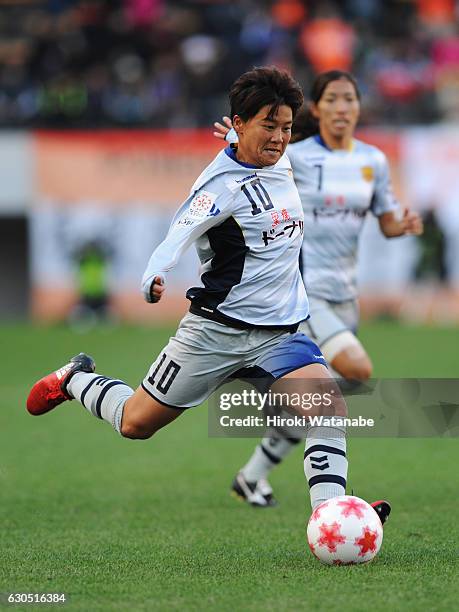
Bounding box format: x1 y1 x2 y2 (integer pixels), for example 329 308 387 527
1 322 458 611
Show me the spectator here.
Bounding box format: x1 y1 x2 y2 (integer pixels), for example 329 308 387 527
0 0 456 127
299 3 356 73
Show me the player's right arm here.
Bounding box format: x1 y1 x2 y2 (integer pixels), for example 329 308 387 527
142 186 232 303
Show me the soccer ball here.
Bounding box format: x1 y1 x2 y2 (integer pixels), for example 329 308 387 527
307 495 383 565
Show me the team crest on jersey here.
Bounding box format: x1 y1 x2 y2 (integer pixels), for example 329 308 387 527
361 166 374 182
188 191 219 218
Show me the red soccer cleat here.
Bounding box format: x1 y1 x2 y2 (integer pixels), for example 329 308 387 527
26 353 95 416
371 500 391 525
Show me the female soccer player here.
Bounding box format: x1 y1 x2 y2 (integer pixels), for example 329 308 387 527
27 67 361 517
214 70 422 509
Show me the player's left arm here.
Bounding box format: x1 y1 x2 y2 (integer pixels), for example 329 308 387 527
371 150 423 238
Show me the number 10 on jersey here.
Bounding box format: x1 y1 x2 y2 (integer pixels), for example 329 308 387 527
241 178 275 216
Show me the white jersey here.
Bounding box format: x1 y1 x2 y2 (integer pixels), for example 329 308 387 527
142 146 309 329
288 135 399 301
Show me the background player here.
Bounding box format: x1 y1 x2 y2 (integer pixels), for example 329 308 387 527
27 67 375 519
214 70 423 508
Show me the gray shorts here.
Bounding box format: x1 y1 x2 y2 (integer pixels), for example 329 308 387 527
300 296 359 347
142 312 326 409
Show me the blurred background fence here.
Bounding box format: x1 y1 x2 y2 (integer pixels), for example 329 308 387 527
1 0 459 324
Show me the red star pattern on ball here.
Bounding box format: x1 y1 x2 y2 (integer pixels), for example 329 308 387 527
354 526 378 556
311 501 329 522
317 521 346 553
338 497 367 519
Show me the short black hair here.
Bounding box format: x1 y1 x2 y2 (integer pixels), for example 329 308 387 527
229 66 304 122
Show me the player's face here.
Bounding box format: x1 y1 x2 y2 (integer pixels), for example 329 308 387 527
234 104 293 167
312 79 360 140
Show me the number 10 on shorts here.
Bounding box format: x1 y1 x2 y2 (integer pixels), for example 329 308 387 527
148 354 181 394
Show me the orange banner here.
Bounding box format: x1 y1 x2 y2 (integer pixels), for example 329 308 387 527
33 128 404 209
34 130 222 208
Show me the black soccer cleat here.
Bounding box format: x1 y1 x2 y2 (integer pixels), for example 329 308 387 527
371 499 391 525
27 353 95 416
231 472 278 508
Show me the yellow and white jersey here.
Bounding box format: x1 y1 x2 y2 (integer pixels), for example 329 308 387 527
288 135 399 301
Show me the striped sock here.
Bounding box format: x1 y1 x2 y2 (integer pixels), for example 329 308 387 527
67 372 134 434
304 425 348 509
241 429 302 482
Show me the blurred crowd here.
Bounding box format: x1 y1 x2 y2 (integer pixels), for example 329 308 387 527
0 0 459 128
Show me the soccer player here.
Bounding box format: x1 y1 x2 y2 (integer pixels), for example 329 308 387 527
214 70 422 510
27 67 361 518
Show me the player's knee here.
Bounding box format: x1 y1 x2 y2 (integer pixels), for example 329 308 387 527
324 332 372 381
358 360 373 380
331 352 372 381
344 359 372 381
120 417 155 440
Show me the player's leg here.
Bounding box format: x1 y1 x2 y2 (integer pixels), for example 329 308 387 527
230 332 332 507
321 331 372 381
26 352 184 437
27 313 250 440
230 324 390 521
276 356 391 525
237 297 362 506
69 370 184 438
120 388 184 438
277 362 348 510
311 298 372 381
233 299 358 505
234 430 301 506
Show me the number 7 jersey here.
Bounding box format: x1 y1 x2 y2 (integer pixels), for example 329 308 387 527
142 146 309 328
288 135 399 301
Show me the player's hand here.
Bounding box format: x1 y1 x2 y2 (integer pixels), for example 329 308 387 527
213 116 233 140
150 276 165 303
400 208 423 236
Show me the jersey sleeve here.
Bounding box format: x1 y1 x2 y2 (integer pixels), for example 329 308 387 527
225 127 238 145
141 184 233 302
370 150 400 216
